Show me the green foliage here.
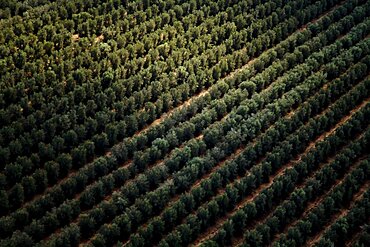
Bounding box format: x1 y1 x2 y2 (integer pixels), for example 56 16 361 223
0 0 369 246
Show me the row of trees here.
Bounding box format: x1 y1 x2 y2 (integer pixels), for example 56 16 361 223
42 4 358 244
0 0 292 238
0 0 244 103
0 0 251 130
206 99 370 246
205 59 370 246
242 136 370 246
68 12 342 243
0 0 325 230
1 0 366 243
155 61 370 247
1 1 368 246
0 0 247 173
0 0 297 192
88 26 370 247
272 161 369 247
0 0 264 209
314 188 370 247
0 2 308 240
89 71 326 246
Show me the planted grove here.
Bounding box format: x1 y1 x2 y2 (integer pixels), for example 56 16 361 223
0 0 369 246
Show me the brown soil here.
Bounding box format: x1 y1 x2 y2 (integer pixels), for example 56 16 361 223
72 34 79 41
95 34 104 42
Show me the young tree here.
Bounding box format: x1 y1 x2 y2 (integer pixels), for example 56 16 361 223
79 214 96 238
10 230 34 247
21 176 36 199
8 183 24 208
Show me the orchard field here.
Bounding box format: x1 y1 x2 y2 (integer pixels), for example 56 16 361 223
0 0 370 246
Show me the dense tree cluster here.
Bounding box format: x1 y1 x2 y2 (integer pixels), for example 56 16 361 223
1 0 369 246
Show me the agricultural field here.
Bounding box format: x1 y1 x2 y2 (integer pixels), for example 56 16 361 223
0 0 369 246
